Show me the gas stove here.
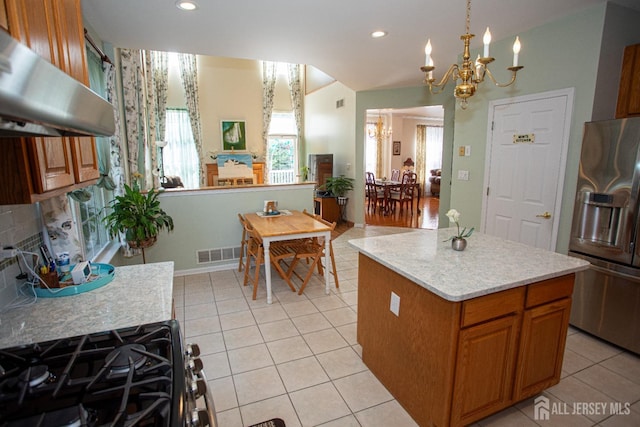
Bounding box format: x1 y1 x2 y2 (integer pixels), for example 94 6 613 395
0 320 215 427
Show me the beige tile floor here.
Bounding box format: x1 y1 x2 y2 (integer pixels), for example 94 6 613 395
172 226 640 427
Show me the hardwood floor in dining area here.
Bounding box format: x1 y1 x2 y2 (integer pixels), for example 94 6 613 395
364 195 439 229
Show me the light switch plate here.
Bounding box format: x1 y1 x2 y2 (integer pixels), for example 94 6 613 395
390 292 400 316
464 145 471 156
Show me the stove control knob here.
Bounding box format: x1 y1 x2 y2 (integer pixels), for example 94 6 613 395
189 378 207 398
190 409 210 427
187 357 203 373
185 343 201 357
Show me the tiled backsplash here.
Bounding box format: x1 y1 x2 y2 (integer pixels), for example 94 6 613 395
0 204 43 309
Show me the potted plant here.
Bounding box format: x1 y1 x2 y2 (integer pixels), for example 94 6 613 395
324 176 355 221
104 182 174 259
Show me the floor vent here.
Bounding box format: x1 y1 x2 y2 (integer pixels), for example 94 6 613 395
197 246 240 264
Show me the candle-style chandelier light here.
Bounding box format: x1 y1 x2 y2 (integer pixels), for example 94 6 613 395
367 113 392 140
420 0 523 109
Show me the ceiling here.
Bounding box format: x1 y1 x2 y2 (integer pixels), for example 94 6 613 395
82 0 639 93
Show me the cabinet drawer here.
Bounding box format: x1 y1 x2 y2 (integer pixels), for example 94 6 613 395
525 274 574 308
461 287 525 328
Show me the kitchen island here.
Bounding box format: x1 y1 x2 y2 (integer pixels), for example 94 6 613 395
0 261 174 349
349 229 589 427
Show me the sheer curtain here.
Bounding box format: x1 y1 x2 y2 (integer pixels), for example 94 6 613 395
417 124 444 195
164 109 199 188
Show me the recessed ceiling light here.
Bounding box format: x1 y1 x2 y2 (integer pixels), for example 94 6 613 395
371 30 388 38
176 1 198 11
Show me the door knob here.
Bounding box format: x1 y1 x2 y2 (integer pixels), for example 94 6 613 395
536 211 552 219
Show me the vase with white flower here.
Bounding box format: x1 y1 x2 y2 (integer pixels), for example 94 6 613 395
444 209 474 251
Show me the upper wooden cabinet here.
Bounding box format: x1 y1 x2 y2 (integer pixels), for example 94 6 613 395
616 43 640 118
1 0 99 204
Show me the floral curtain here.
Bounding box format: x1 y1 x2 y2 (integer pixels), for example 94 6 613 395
262 61 277 183
287 63 303 170
142 51 158 188
119 48 145 186
177 53 205 186
151 51 169 187
105 61 124 195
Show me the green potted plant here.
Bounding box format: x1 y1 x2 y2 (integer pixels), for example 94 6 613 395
324 176 355 222
104 181 174 258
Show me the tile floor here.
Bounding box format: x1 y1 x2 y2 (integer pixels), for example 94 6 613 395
172 226 640 427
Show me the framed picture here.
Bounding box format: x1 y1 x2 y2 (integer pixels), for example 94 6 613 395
393 140 401 156
221 120 246 151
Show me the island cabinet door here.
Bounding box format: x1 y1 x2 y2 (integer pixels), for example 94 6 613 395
513 297 572 401
451 314 520 426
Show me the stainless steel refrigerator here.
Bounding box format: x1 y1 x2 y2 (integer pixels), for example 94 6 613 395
569 117 640 354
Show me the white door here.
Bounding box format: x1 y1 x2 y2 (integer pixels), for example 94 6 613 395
482 89 574 250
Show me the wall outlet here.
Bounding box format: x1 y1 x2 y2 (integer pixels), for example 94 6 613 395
457 170 469 181
390 292 400 316
0 248 18 259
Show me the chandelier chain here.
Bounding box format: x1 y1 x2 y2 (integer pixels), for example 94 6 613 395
465 0 471 35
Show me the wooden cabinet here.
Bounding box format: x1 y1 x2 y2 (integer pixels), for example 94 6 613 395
357 254 575 427
1 0 99 204
206 162 265 186
314 197 340 223
616 43 640 118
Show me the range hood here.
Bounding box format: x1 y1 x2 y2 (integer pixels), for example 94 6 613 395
0 29 115 138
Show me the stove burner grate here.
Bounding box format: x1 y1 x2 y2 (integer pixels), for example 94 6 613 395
106 343 148 375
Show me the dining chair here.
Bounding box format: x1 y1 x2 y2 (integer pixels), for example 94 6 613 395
301 209 339 288
242 220 297 300
390 169 400 181
365 172 385 213
286 210 338 295
389 171 417 215
237 213 249 272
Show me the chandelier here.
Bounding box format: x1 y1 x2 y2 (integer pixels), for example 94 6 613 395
367 113 392 140
420 0 523 109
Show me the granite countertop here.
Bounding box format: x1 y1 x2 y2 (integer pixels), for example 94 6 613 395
0 261 174 349
348 228 590 302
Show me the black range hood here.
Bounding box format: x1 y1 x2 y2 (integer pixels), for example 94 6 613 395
0 28 115 138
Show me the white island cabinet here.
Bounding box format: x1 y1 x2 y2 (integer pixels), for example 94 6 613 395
0 262 174 349
349 229 589 427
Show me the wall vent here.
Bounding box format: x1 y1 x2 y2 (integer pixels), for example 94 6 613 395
196 246 240 264
336 98 344 109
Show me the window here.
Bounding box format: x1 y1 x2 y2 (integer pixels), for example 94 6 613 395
163 108 199 188
267 111 297 184
71 186 112 261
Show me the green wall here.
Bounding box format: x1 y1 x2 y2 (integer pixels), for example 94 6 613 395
354 3 614 254
112 185 315 272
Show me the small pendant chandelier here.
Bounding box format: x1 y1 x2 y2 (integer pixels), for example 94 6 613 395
367 113 392 140
420 0 523 109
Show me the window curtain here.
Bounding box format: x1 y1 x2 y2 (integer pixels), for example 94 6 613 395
376 132 383 179
86 49 116 192
142 51 158 188
151 51 169 187
416 124 444 195
119 48 146 186
164 109 199 188
105 61 124 195
262 61 277 183
287 63 303 172
177 53 204 186
416 125 427 195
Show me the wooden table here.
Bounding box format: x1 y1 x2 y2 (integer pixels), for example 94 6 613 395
243 210 332 304
375 179 421 215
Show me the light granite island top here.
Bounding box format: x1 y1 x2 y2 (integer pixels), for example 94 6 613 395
350 229 592 426
0 261 174 349
348 228 590 301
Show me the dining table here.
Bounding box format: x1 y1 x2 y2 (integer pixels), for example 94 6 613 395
243 209 333 304
375 178 422 215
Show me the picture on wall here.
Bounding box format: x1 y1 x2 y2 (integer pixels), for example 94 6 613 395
221 120 246 151
393 140 401 156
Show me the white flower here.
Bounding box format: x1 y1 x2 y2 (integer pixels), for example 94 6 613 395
444 208 474 241
446 209 460 223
